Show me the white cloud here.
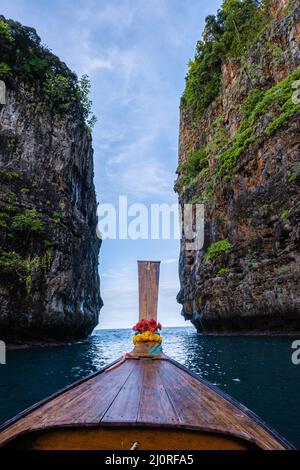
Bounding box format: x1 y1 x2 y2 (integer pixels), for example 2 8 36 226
112 160 173 198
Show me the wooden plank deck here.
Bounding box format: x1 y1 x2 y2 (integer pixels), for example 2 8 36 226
0 355 290 450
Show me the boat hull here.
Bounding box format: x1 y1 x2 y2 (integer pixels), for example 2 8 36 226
2 425 257 450
0 354 293 450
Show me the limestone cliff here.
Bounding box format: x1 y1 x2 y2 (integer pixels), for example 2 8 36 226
0 16 102 342
175 0 300 333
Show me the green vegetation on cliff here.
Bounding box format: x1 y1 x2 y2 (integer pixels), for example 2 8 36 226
0 249 52 293
0 250 24 273
177 66 300 194
176 0 300 334
0 202 51 293
218 67 300 176
0 16 102 341
11 209 44 234
0 15 96 130
0 16 98 297
218 267 230 276
181 0 270 120
178 148 208 190
288 163 300 182
204 239 233 261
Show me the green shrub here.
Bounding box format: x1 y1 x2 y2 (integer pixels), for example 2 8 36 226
51 211 61 223
181 43 222 120
0 18 13 42
0 212 8 229
259 203 269 215
0 62 12 79
0 15 96 127
288 163 300 182
0 251 24 273
185 148 208 179
280 210 289 220
0 249 52 292
0 168 20 181
206 116 229 156
41 249 52 271
176 148 208 195
202 184 214 202
43 239 51 248
218 67 300 176
4 203 15 214
218 267 230 276
266 98 300 135
204 239 233 261
241 89 264 117
182 0 269 120
0 193 16 215
20 56 49 77
78 75 97 131
43 73 76 113
272 46 283 61
217 126 256 175
12 209 44 233
187 195 204 204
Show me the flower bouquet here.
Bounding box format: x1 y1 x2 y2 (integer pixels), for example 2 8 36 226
132 319 162 345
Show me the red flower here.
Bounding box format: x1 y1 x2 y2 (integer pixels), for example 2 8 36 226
132 319 162 333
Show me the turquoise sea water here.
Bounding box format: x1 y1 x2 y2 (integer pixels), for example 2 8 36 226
0 327 300 448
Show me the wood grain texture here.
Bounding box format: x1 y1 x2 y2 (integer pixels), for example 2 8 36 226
15 427 252 450
0 355 291 450
138 261 160 321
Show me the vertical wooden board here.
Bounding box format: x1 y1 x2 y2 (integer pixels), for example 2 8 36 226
138 261 160 321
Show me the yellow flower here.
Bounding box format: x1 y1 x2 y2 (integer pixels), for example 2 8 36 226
133 332 162 344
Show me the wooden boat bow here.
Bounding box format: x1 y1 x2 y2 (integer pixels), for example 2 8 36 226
0 261 293 450
0 352 292 450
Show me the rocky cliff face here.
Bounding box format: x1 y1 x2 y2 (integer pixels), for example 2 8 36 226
176 0 300 333
0 17 102 342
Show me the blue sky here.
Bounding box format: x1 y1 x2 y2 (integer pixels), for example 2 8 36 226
1 0 222 328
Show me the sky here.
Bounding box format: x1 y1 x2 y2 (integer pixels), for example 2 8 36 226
1 0 222 328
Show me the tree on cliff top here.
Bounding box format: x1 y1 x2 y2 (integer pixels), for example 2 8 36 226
182 0 270 119
0 15 96 131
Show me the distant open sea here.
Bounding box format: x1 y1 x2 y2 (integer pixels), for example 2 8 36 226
0 327 299 448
